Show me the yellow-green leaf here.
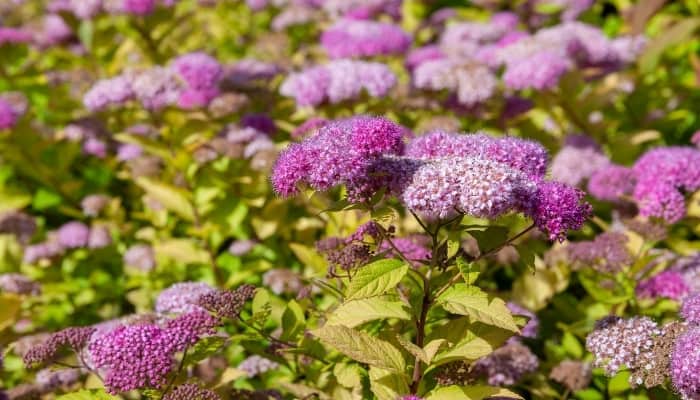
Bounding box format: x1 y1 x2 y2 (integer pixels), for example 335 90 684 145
153 239 209 264
311 325 406 373
327 298 411 328
56 389 119 400
425 385 523 400
0 293 21 330
369 367 410 400
345 259 408 301
437 284 518 332
135 177 194 221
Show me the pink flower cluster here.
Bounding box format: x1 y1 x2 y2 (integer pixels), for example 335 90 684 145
320 19 410 59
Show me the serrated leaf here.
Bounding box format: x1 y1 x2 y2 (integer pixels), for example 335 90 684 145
289 243 327 273
457 257 479 285
56 389 119 399
334 362 363 388
437 284 518 332
431 336 494 366
468 226 509 254
312 325 406 372
345 259 408 301
185 336 227 366
281 300 305 341
423 339 448 364
396 337 446 365
327 298 411 328
425 385 522 400
369 367 410 400
135 177 194 221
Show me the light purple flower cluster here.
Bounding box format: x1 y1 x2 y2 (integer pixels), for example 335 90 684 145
503 52 572 91
671 326 700 399
551 138 610 187
50 0 178 18
522 181 592 241
507 302 539 339
84 52 223 111
155 282 217 314
280 60 396 107
0 273 41 295
587 164 636 201
681 292 700 324
379 236 431 265
636 271 689 301
401 156 535 220
413 61 497 106
162 383 220 400
238 355 280 377
123 244 156 271
322 0 401 19
0 210 36 244
0 27 32 46
472 341 539 385
585 316 660 376
321 19 410 59
566 231 632 273
0 93 26 130
271 116 404 197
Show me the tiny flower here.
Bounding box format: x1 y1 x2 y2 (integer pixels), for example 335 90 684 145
321 19 410 59
56 221 90 249
238 355 280 377
123 244 156 272
155 282 217 314
636 270 689 301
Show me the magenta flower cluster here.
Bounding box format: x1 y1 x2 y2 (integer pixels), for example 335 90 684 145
589 146 700 223
636 270 689 301
320 19 410 59
83 52 223 111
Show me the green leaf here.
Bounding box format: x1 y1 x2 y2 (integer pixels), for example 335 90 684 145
345 259 408 301
431 336 494 366
369 367 410 400
457 257 480 285
327 298 411 328
608 370 631 396
32 188 62 210
289 243 327 273
334 362 363 388
468 226 509 254
57 389 119 399
396 337 446 365
437 284 518 332
135 177 194 221
184 336 227 366
561 331 583 359
425 385 522 400
281 300 305 341
311 325 406 372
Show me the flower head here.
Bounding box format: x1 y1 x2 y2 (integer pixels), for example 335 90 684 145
587 164 636 201
522 181 592 241
238 355 280 377
124 244 156 271
671 326 700 399
636 270 689 301
681 293 700 324
56 221 90 249
155 282 217 315
321 19 410 58
585 316 660 376
24 327 96 367
472 341 539 385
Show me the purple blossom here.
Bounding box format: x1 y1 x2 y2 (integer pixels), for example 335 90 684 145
23 239 64 264
81 194 110 216
130 67 182 110
171 52 222 108
24 327 96 367
671 327 700 399
636 271 689 301
56 221 90 249
0 211 36 244
473 341 539 385
262 268 304 295
221 59 281 90
123 244 156 271
587 164 636 201
0 95 24 130
35 368 82 391
163 310 220 351
82 137 108 158
117 144 143 161
34 15 73 47
0 273 41 295
88 225 112 249
507 302 539 339
162 383 220 400
241 114 276 136
89 324 175 393
0 27 32 46
238 355 280 377
83 76 134 111
155 282 216 314
523 181 592 241
681 292 700 324
567 232 632 273
379 236 431 265
122 0 157 15
550 145 610 187
632 147 700 223
321 19 410 59
503 52 571 91
197 284 256 320
271 116 404 198
280 60 396 107
291 117 328 139
405 45 445 71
